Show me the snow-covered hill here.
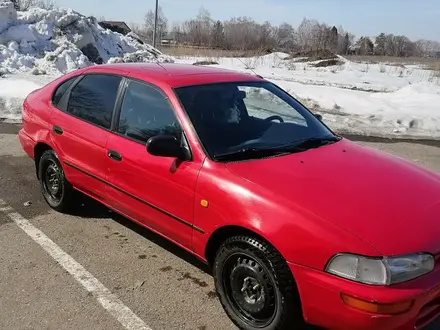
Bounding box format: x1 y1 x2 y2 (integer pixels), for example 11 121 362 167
0 1 172 76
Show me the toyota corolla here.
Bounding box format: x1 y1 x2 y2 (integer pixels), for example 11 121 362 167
19 63 440 330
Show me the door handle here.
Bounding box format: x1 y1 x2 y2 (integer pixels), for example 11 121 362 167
53 125 63 135
108 150 122 162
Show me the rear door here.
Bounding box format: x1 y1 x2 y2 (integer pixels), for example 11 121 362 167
50 73 124 201
105 78 203 248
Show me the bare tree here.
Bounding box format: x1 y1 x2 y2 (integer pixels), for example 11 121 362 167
144 6 168 43
275 23 295 51
296 18 316 51
160 10 439 58
415 39 440 57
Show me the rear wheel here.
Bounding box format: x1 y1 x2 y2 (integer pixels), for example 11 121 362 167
213 235 305 330
38 149 74 212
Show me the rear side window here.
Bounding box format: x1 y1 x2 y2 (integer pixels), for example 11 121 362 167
66 74 122 129
117 79 182 144
52 77 76 107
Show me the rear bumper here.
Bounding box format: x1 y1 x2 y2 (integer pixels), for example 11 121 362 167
18 129 35 159
289 261 440 330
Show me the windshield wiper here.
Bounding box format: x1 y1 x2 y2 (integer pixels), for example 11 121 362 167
289 136 341 150
213 147 292 161
213 136 341 161
248 136 341 155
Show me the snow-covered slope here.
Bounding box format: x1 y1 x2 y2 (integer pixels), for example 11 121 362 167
175 53 440 139
0 1 172 75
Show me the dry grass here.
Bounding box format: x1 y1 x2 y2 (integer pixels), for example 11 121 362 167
431 62 440 78
285 49 337 62
345 55 440 68
193 60 219 66
158 45 267 58
312 59 344 68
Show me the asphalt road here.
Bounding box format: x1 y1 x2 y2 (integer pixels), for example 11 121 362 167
1 122 440 330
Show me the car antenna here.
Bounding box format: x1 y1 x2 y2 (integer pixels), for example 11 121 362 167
237 58 263 79
155 60 169 73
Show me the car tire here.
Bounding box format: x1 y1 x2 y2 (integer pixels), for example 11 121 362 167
38 149 74 212
213 235 305 330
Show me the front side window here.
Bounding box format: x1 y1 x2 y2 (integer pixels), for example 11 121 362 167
66 74 122 129
174 81 338 161
117 79 182 144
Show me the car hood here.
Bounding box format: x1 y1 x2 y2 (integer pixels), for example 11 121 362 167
225 138 440 256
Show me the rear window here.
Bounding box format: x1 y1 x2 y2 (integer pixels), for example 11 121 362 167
66 74 122 129
52 77 76 107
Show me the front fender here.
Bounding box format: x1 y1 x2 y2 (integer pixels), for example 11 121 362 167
192 165 379 270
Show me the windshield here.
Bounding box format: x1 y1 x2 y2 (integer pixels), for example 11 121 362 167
174 80 338 161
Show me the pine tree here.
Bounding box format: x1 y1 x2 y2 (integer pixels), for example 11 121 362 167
342 32 350 54
375 33 386 55
211 20 225 48
330 26 338 52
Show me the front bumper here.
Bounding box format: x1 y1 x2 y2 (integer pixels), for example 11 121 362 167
289 261 440 330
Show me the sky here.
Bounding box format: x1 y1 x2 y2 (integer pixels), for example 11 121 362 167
55 0 440 41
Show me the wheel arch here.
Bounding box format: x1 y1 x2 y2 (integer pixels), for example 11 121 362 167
205 224 282 267
34 142 54 179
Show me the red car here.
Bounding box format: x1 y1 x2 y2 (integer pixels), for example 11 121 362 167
19 63 440 330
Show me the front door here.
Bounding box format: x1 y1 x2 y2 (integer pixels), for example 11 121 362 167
105 79 202 249
50 73 123 201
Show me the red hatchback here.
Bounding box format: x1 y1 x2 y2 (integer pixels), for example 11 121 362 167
19 63 440 330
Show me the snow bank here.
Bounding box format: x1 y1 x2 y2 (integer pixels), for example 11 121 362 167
0 77 42 122
0 2 173 75
274 80 440 139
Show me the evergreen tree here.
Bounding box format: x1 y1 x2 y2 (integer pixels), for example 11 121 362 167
375 33 386 55
211 20 225 48
330 26 338 52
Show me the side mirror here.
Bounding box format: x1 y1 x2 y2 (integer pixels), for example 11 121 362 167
314 114 323 121
146 135 184 158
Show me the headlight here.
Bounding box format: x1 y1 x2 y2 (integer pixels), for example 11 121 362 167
325 253 434 285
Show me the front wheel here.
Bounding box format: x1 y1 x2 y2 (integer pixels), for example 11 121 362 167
213 235 305 330
38 149 74 212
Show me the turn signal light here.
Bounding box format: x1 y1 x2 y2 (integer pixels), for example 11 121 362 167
341 293 413 315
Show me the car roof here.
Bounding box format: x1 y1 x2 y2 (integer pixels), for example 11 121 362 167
82 62 264 88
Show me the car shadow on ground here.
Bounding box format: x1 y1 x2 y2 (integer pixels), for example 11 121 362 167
69 193 211 275
70 193 324 330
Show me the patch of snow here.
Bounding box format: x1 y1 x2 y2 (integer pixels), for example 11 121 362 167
0 2 173 76
177 53 438 92
0 77 42 122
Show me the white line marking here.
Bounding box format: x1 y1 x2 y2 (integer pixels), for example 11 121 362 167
0 200 152 330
